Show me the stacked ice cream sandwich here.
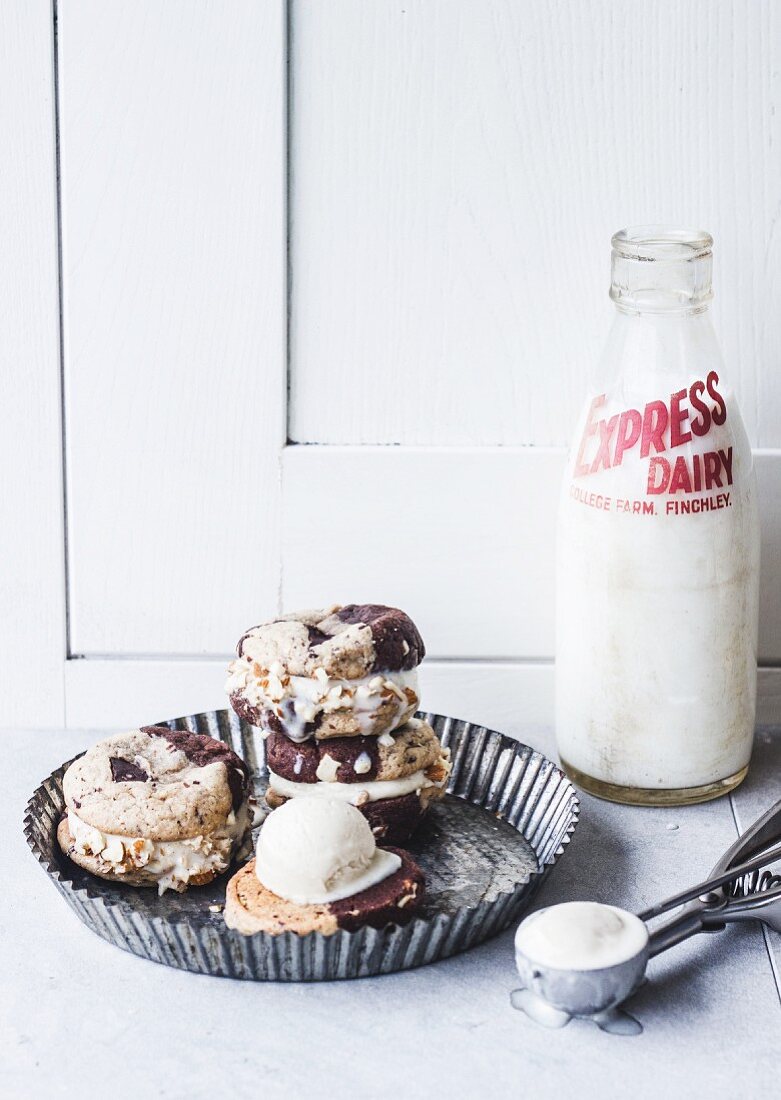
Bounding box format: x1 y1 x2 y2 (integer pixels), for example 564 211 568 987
226 604 451 844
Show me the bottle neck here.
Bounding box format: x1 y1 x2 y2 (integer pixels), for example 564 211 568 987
610 227 713 316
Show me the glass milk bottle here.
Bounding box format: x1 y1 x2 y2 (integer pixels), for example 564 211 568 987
555 227 760 806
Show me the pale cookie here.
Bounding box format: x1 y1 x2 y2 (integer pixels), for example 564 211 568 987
58 727 252 893
235 604 424 680
226 604 424 741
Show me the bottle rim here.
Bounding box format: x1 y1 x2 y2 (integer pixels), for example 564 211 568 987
612 226 713 262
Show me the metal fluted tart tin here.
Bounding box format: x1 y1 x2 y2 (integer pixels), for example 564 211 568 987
24 709 579 981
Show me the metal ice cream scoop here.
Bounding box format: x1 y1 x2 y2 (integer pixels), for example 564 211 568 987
512 798 781 1034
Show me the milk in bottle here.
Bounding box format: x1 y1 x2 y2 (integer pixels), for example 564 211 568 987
556 228 759 805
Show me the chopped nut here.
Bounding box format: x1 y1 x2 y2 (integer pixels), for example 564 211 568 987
189 871 216 887
353 752 372 775
315 754 340 783
426 760 450 784
100 837 125 864
267 673 285 700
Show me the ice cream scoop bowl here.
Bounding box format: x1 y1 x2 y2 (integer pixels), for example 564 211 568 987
512 901 650 1031
514 935 650 1020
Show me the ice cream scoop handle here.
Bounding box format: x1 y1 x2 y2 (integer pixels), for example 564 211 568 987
636 839 781 923
647 907 709 958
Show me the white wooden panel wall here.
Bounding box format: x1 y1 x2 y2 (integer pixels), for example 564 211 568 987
282 447 560 658
4 0 781 730
290 0 781 447
59 0 286 656
0 1 65 726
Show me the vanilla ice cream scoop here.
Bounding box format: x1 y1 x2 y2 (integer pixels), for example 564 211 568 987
512 902 650 1030
515 902 648 971
255 798 401 906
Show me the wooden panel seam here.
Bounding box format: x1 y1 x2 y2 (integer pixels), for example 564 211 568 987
60 658 781 732
0 0 66 726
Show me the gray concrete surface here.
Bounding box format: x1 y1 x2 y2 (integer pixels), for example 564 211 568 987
3 727 780 1099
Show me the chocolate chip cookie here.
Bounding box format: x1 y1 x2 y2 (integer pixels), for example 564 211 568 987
226 605 424 741
58 726 252 894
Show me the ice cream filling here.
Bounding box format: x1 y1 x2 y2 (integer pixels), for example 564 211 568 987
66 804 250 895
225 662 419 742
267 768 444 805
257 846 402 906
